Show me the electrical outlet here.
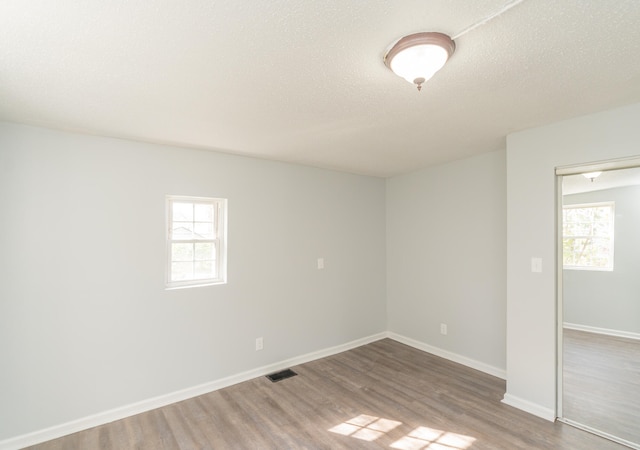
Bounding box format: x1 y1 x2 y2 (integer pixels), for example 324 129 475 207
440 323 448 335
256 337 263 351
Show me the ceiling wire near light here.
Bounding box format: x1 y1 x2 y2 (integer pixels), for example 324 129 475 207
451 0 528 40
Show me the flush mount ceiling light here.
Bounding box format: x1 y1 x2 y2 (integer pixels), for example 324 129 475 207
384 32 455 91
582 171 602 182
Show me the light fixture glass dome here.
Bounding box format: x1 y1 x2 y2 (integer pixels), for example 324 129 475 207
384 32 455 91
582 171 602 182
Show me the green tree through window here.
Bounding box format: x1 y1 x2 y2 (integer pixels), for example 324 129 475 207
563 202 614 270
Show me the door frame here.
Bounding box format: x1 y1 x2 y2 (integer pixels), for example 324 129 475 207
555 155 640 449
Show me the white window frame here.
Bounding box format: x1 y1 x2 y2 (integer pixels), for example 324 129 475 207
562 201 614 271
166 195 227 289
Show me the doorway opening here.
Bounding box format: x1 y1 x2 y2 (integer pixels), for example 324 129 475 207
556 157 640 449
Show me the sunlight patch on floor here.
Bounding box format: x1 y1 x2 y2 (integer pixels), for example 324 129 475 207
329 415 475 448
329 414 402 441
390 426 476 450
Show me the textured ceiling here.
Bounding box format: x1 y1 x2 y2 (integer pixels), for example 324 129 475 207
2 0 640 177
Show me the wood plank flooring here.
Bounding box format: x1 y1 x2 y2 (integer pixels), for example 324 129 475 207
563 329 640 447
26 339 628 449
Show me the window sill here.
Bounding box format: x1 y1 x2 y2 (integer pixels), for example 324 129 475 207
165 280 227 290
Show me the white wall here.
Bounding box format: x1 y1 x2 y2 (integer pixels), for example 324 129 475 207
386 150 507 374
0 123 387 441
505 102 640 420
5 100 640 444
563 185 640 334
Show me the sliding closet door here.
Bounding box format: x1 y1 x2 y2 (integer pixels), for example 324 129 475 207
558 166 640 449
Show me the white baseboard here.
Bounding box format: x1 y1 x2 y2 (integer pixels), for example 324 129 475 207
388 334 555 423
0 332 387 450
1 332 521 449
501 393 556 422
563 322 640 340
387 332 507 380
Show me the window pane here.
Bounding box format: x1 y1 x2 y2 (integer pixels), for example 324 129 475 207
195 261 215 279
592 221 611 237
195 203 214 222
573 222 593 236
563 237 612 268
591 237 613 263
172 222 194 240
194 222 214 239
195 242 215 261
594 206 611 220
562 221 577 235
570 237 593 266
172 243 194 262
171 262 194 281
563 238 582 266
173 202 193 221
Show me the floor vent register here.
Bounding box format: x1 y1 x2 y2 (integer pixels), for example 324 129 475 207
266 369 298 382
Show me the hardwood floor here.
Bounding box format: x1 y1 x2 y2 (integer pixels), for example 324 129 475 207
563 329 640 448
26 339 627 449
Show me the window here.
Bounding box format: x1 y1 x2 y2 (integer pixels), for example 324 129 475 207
166 196 227 288
562 201 614 271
